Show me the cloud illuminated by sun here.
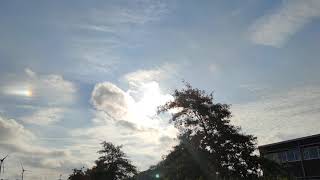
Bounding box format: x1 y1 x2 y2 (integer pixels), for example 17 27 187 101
126 81 173 128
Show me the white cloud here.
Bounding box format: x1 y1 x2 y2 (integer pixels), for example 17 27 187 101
124 69 164 87
0 115 76 180
123 63 177 88
1 69 77 126
91 80 173 127
232 85 320 145
25 68 36 77
91 82 133 120
26 69 76 105
0 116 70 157
67 0 173 81
88 0 170 27
0 69 80 179
250 0 320 47
0 116 34 143
2 68 76 105
22 107 64 125
86 66 179 170
71 119 177 170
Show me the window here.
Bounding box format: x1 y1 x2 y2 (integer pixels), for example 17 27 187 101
303 146 319 160
278 151 287 163
286 149 301 162
265 153 280 163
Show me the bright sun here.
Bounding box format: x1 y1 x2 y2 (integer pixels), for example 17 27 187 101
126 82 173 128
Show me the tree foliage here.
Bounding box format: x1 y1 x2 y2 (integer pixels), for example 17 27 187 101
68 168 90 180
135 140 205 180
68 142 137 180
157 83 260 179
90 141 137 180
70 84 288 180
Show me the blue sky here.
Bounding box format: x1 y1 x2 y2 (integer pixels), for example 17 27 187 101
1 0 320 179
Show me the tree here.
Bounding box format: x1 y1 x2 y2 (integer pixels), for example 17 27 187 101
134 137 205 180
68 142 137 180
89 141 137 180
68 168 90 180
157 135 207 180
158 83 260 179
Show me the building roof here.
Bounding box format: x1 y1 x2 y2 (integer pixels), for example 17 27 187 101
259 133 320 149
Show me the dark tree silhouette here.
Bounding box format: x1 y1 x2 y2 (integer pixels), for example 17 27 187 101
152 135 207 180
158 83 260 179
68 168 90 180
68 142 137 180
135 144 205 180
89 141 137 180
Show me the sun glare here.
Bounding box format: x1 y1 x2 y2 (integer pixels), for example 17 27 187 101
127 82 173 128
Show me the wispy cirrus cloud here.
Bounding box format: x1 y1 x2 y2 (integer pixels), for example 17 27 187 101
123 63 178 88
250 0 320 47
83 0 171 29
22 107 64 126
66 0 174 81
232 85 320 145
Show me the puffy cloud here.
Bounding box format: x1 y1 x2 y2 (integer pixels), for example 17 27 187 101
0 116 34 143
0 116 69 156
0 115 76 179
1 69 77 126
25 68 36 77
232 85 320 145
0 69 78 176
25 68 76 105
84 66 179 170
91 67 173 127
91 82 132 120
2 68 76 105
250 0 320 47
0 118 70 173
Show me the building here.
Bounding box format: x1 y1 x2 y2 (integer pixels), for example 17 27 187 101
259 134 320 179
